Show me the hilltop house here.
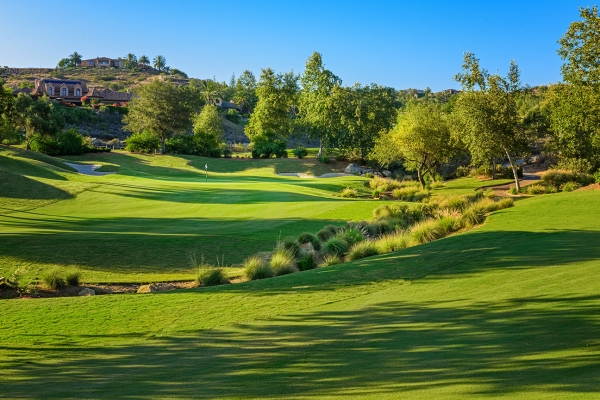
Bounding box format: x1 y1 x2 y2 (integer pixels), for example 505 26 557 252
13 79 133 105
78 57 125 68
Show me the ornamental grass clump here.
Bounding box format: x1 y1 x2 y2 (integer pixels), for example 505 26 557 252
244 256 274 280
316 228 334 242
409 219 446 245
337 226 365 246
541 169 594 188
340 187 358 198
297 232 321 251
42 269 66 290
497 197 514 209
278 237 302 258
562 181 581 192
460 201 489 228
508 187 519 195
64 269 82 287
439 195 469 212
298 252 318 271
269 249 298 276
369 176 403 191
319 254 342 268
322 237 350 257
345 240 379 261
374 232 410 253
197 267 230 286
527 184 546 195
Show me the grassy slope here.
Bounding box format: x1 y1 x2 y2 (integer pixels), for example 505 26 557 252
0 150 387 283
1 190 599 398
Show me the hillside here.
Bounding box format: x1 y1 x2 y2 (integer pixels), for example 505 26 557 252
0 186 599 398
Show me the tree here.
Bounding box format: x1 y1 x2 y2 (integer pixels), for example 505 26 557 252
57 58 71 69
298 52 342 157
193 104 224 157
558 5 600 86
0 80 20 144
337 83 397 160
199 79 222 105
123 80 194 154
139 55 150 67
13 94 64 150
452 53 530 190
69 52 82 67
373 102 452 188
153 55 167 71
233 70 258 112
123 53 138 70
246 68 298 143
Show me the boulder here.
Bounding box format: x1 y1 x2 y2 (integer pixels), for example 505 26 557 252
382 170 392 177
78 288 95 296
344 163 363 174
94 287 114 295
137 284 159 294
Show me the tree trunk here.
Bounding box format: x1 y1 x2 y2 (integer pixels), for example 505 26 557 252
317 137 323 158
505 150 520 191
161 137 166 154
417 168 426 189
492 156 497 180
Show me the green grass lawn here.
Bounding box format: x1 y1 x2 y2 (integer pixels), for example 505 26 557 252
1 183 599 398
0 147 391 283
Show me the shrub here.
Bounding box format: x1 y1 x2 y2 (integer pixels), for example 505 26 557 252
324 225 340 234
545 185 559 194
372 189 381 198
346 240 378 261
527 184 546 195
297 232 321 251
508 187 518 195
541 170 595 188
225 109 241 124
298 252 318 271
409 219 445 245
369 176 403 191
126 131 160 153
197 267 230 286
322 237 350 257
250 137 287 158
293 146 308 159
440 195 469 212
42 269 66 290
484 188 494 198
318 154 330 163
562 181 580 192
497 198 514 209
316 228 335 242
364 221 392 237
319 254 342 268
340 187 358 198
460 201 489 228
64 269 82 286
270 250 298 276
244 256 273 280
278 237 302 258
594 171 600 183
436 215 462 234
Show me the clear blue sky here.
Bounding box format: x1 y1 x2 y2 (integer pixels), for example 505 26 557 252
0 0 587 91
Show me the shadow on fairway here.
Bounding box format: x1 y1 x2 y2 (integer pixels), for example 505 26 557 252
2 294 600 398
0 172 73 200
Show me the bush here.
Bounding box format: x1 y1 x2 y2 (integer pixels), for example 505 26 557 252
439 195 469 212
369 176 403 191
372 189 381 198
545 185 559 194
562 181 580 192
364 221 393 237
42 269 66 290
322 237 350 257
197 267 230 286
374 233 410 253
460 201 490 228
594 171 600 183
316 228 335 242
541 170 595 188
508 187 518 195
293 146 308 159
409 219 445 245
278 237 302 258
126 131 160 153
555 158 594 173
527 184 546 195
318 154 330 163
64 269 82 286
340 187 358 198
250 137 287 158
30 129 87 156
497 198 514 209
298 252 318 271
244 256 273 280
269 250 298 276
346 240 378 261
436 215 462 234
297 232 321 251
225 109 241 124
319 254 342 268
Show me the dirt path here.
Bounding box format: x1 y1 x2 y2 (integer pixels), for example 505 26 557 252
487 162 547 196
277 172 353 178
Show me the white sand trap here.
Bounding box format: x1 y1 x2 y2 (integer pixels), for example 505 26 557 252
65 162 115 176
277 172 353 178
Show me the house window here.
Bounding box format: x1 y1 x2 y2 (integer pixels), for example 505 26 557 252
89 61 94 66
75 88 81 96
48 86 53 95
61 88 67 96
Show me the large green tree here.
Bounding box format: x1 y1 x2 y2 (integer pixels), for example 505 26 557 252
246 68 298 143
124 80 194 154
0 80 20 144
337 83 397 160
373 102 452 188
13 94 64 150
192 104 224 157
298 52 342 157
233 70 258 112
452 53 529 190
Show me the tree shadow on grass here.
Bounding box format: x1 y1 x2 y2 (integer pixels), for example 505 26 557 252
0 172 73 200
2 295 600 398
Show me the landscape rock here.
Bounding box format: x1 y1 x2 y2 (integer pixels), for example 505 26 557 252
78 288 95 296
344 163 363 174
382 170 392 177
137 284 159 294
94 287 114 295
